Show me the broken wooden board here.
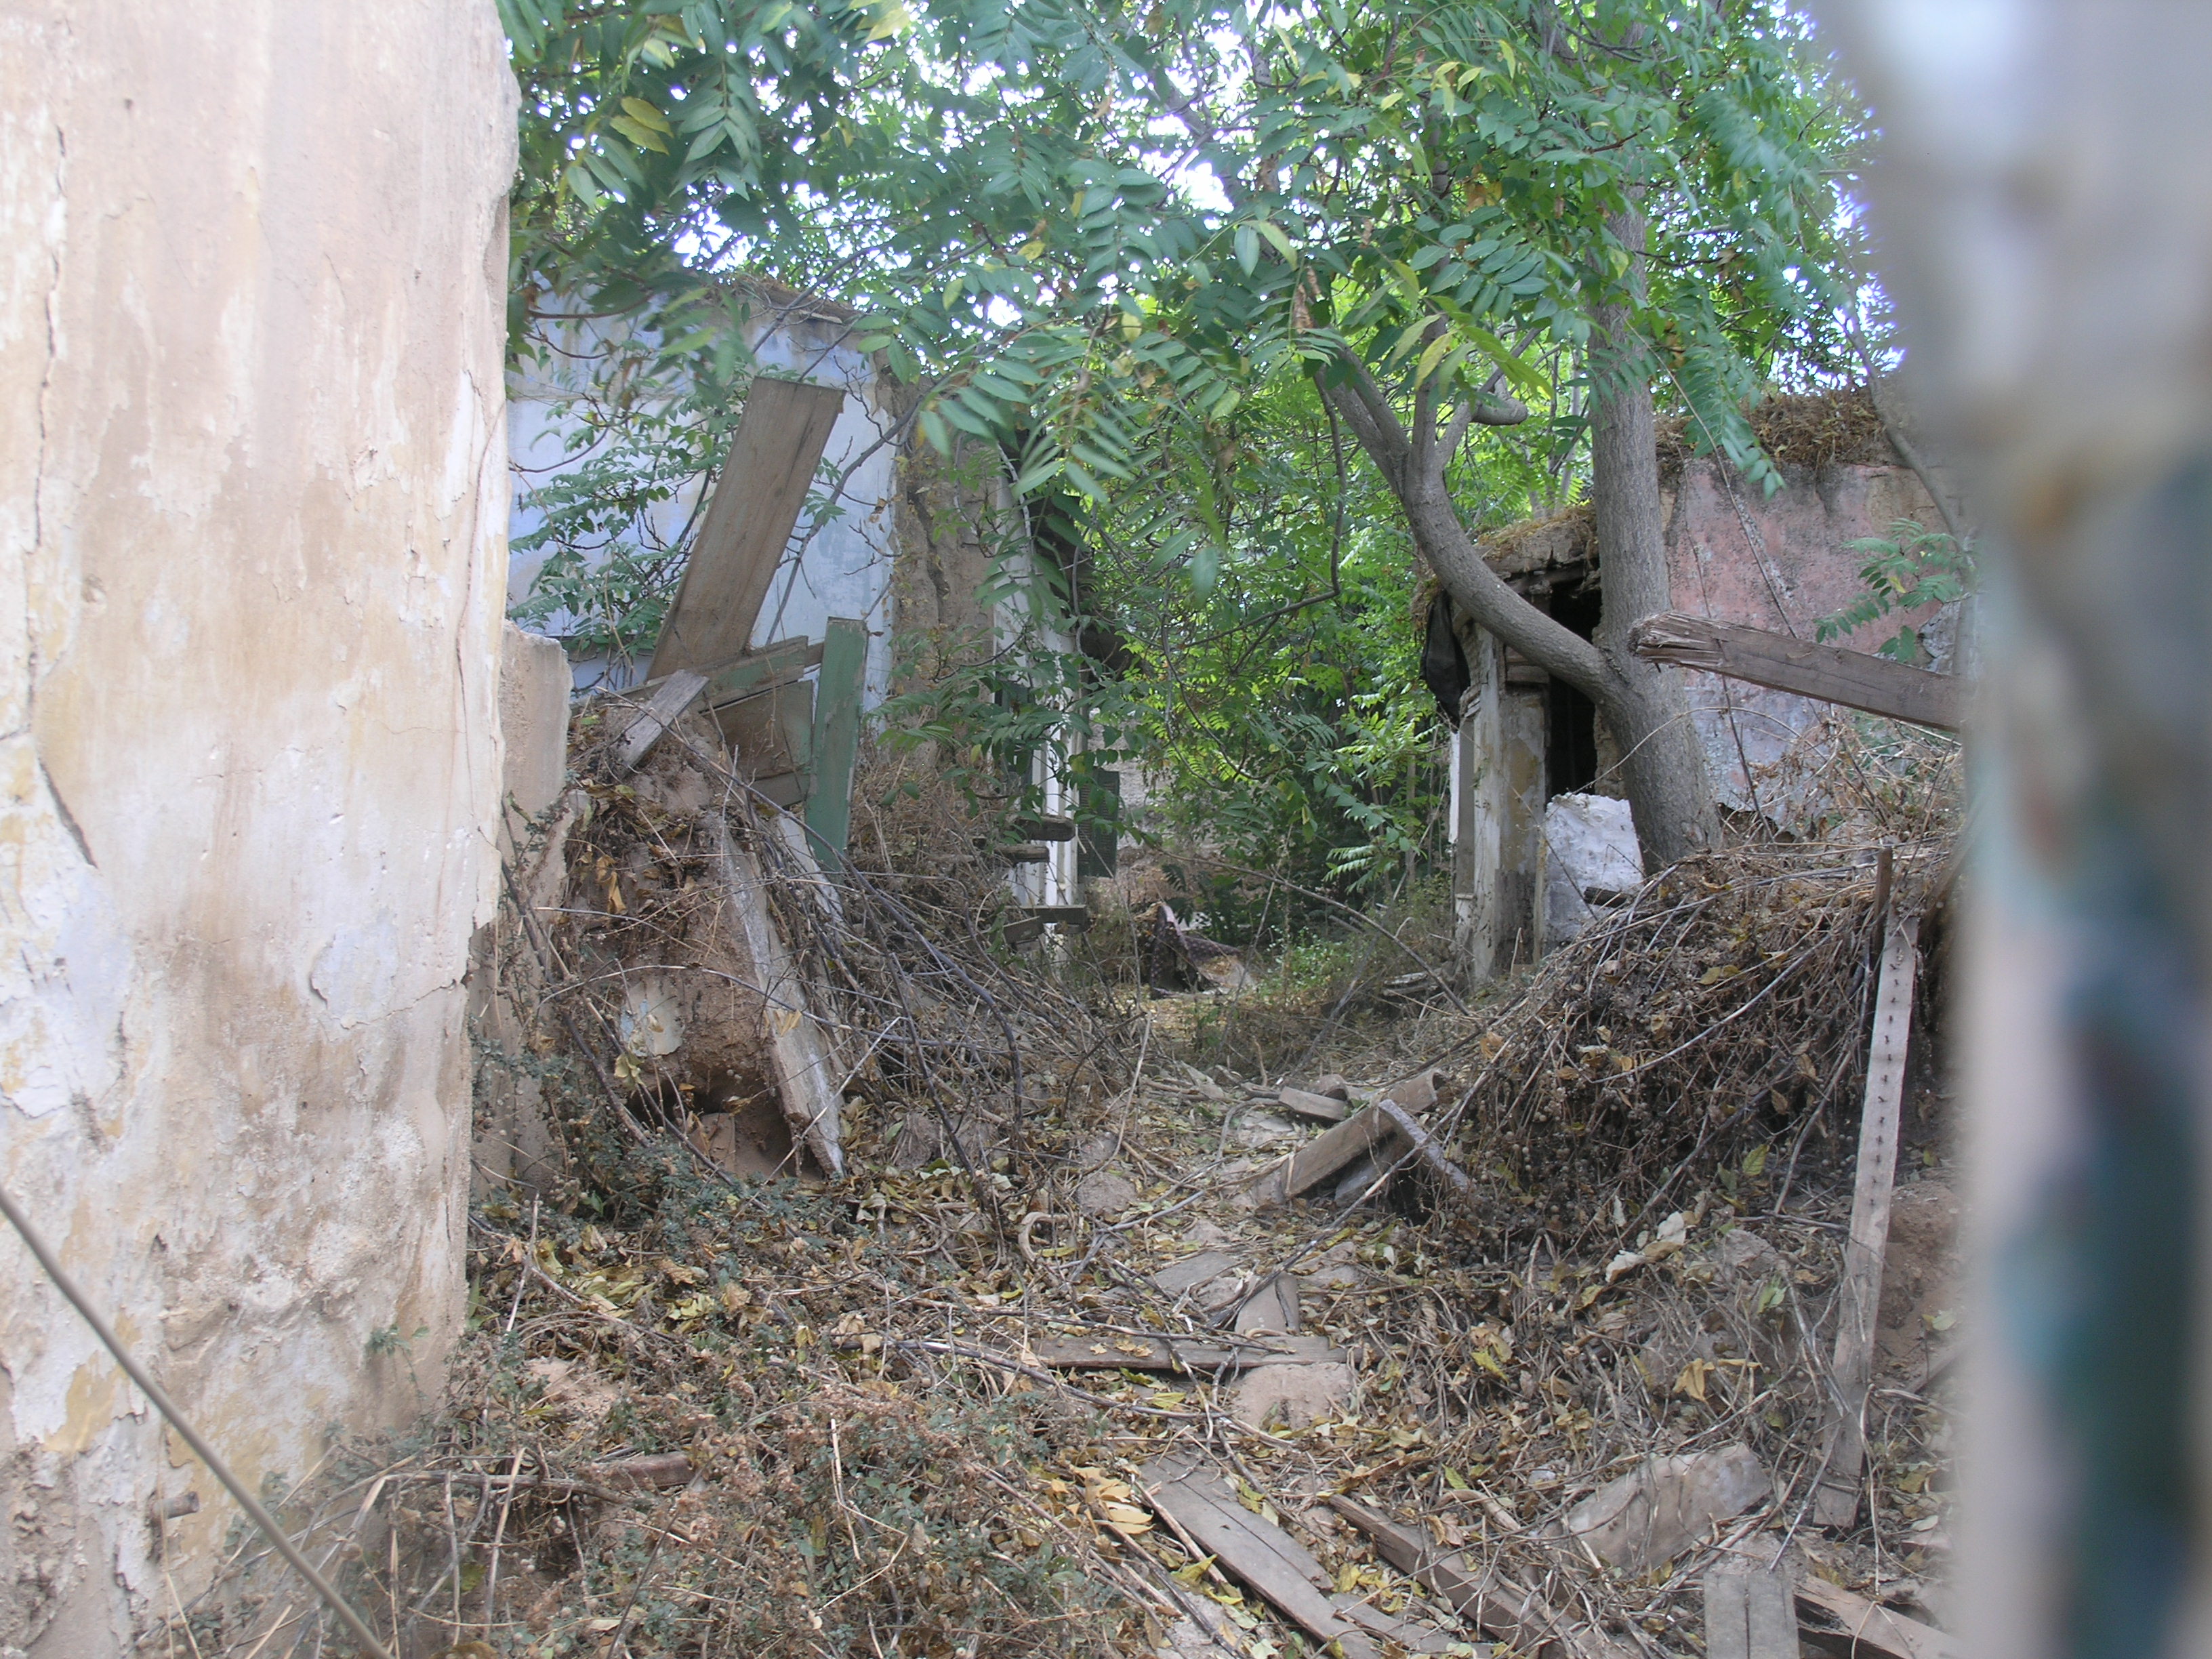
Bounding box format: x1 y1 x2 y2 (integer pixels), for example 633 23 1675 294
716 678 814 798
1814 915 1922 1526
648 377 846 680
613 670 709 775
714 819 843 1177
699 635 823 712
1793 1576 1958 1659
1376 1100 1479 1208
1275 1086 1351 1125
1719 1538 1959 1659
1628 613 1963 731
1275 1103 1415 1202
1329 1496 1624 1659
1141 1454 1458 1659
1705 1562 1796 1659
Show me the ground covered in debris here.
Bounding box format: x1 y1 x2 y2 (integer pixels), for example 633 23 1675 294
159 720 1963 1659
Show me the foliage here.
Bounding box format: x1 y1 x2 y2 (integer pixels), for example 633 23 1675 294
1814 518 1977 665
497 0 1873 903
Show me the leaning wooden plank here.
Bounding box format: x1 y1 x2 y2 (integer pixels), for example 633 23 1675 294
613 669 709 775
648 378 846 680
1812 915 1922 1525
714 819 844 1177
1720 1537 1956 1659
802 617 868 862
1329 1496 1629 1659
1281 1103 1414 1200
1628 613 1963 731
1141 1455 1382 1659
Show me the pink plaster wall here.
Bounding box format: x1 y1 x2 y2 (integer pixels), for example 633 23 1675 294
1662 459 1950 811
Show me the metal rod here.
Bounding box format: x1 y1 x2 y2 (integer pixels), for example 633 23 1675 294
0 1182 396 1659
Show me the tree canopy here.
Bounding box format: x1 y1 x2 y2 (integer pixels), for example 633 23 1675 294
500 0 1872 888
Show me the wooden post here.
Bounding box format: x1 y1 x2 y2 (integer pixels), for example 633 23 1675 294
1705 1563 1796 1659
802 617 867 863
1814 913 1922 1525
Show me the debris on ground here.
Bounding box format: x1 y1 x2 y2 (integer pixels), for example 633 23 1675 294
161 714 1966 1659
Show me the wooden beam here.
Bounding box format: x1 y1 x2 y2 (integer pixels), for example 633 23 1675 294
714 819 844 1177
699 636 823 712
802 617 868 863
1141 1455 1393 1659
647 378 846 680
1813 914 1922 1525
1628 613 1964 731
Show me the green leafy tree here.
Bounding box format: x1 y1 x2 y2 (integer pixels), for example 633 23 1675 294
499 0 1863 869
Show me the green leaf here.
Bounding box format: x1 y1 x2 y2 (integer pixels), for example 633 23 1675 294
1233 223 1260 276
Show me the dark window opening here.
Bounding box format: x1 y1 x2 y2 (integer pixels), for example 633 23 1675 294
1544 586 1603 798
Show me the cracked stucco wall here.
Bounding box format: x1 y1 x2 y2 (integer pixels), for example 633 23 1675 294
0 4 516 1650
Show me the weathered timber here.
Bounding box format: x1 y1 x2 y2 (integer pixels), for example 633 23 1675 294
1013 813 1078 842
648 377 845 680
1141 1455 1382 1659
1280 1103 1414 1200
1793 1575 1957 1659
1628 613 1964 731
699 636 823 712
1705 1563 1796 1659
1329 1496 1624 1659
1813 915 1922 1525
1275 1087 1352 1126
714 819 844 1176
1721 1539 1959 1659
613 670 708 775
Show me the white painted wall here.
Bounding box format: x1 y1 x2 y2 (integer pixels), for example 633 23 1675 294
0 5 515 1648
507 295 904 707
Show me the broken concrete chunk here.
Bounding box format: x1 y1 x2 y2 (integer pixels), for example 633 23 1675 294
1151 1249 1240 1297
1076 1168 1140 1216
1232 1273 1300 1336
1229 1357 1355 1430
1543 792 1643 943
1306 1073 1354 1103
1560 1444 1772 1572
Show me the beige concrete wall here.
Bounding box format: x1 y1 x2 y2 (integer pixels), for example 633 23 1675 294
0 4 516 1650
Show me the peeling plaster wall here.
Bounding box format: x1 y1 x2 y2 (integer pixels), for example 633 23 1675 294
1662 458 1947 809
0 5 516 1650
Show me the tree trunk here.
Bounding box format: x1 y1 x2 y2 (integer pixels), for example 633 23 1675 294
1586 211 1721 865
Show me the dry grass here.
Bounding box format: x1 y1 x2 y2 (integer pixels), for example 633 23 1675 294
152 702 1961 1659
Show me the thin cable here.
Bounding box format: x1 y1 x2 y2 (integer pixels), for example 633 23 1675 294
0 1183 396 1659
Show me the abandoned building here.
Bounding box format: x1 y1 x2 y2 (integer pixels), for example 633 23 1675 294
1440 397 1952 972
506 284 1105 922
